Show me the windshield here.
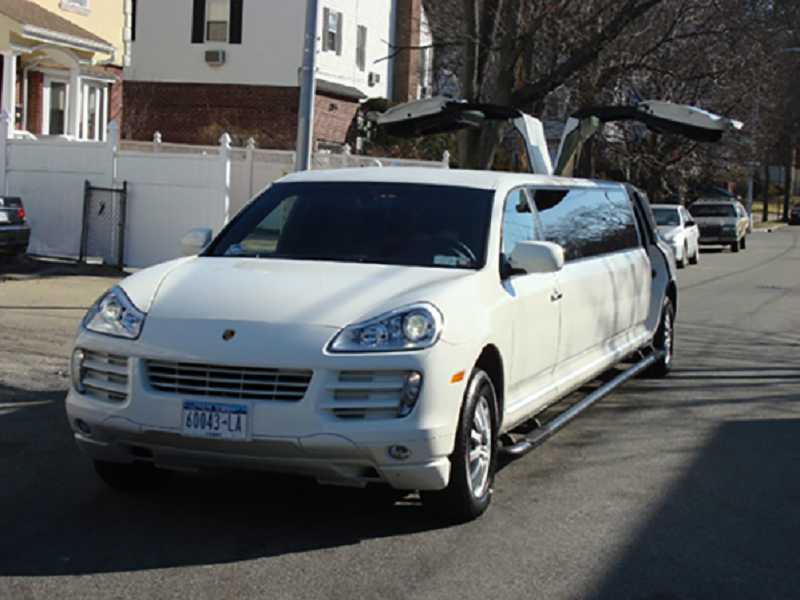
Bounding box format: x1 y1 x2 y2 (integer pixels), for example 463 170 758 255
207 182 493 269
652 208 680 226
689 203 736 217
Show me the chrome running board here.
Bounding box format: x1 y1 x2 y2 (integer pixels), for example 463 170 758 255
499 350 664 458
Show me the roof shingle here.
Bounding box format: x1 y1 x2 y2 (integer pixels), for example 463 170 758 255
0 0 112 47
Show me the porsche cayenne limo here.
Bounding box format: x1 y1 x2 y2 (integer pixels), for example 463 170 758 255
66 99 740 521
66 167 677 521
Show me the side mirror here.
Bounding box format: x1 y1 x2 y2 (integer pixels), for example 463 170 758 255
509 240 564 274
180 228 213 256
685 219 696 228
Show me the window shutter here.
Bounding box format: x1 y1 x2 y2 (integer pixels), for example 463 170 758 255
131 0 137 41
322 7 330 51
191 0 206 43
229 0 243 44
335 11 343 55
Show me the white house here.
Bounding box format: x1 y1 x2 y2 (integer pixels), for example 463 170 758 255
124 0 431 149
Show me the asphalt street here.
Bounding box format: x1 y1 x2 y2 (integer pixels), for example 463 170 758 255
1 228 799 600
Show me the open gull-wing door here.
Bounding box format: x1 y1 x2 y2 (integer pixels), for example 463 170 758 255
554 101 744 177
372 98 554 176
372 98 742 178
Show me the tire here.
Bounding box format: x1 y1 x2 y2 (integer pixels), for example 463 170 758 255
94 460 173 491
644 298 675 378
422 368 498 522
688 245 699 265
676 244 687 269
730 238 740 253
740 235 747 250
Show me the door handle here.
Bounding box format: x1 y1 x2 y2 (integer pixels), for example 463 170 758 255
550 290 563 302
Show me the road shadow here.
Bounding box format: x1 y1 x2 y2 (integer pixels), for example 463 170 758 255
586 418 800 600
0 256 125 281
0 383 447 577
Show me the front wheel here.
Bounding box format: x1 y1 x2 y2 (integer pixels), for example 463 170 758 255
422 368 498 522
688 245 699 265
644 298 675 378
730 238 740 253
676 244 687 269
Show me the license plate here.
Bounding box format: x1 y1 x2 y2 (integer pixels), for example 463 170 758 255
0 212 9 223
182 400 249 441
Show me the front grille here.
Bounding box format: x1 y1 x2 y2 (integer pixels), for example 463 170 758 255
146 360 312 401
700 224 722 236
82 351 129 402
322 371 406 420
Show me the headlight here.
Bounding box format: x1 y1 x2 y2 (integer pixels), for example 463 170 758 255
328 303 443 353
83 287 145 339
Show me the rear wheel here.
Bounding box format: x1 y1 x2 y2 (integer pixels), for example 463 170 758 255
688 245 699 265
740 235 747 250
94 460 173 491
422 368 497 522
644 298 675 378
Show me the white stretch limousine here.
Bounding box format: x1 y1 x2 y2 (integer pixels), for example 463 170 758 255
66 167 676 521
67 99 741 521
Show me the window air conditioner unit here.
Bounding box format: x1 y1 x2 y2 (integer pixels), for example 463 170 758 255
368 72 381 87
205 50 226 66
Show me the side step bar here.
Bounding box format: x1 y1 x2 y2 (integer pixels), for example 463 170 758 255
499 350 664 458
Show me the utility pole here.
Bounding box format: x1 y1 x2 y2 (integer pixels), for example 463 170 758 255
295 0 319 172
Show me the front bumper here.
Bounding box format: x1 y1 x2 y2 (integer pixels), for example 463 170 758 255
698 234 737 245
66 324 477 491
0 225 30 253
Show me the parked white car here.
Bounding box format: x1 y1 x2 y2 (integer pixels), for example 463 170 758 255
651 204 700 267
66 167 677 521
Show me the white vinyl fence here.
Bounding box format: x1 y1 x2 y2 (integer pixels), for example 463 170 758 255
0 117 446 269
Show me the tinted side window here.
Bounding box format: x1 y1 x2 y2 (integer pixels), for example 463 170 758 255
531 188 640 261
501 188 538 256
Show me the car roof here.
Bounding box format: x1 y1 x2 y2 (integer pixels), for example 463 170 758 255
277 167 622 191
651 204 682 210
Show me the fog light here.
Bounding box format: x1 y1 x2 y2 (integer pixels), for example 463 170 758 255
397 371 422 417
388 445 411 460
71 349 86 394
75 419 92 436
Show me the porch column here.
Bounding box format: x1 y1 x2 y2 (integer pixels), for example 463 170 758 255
1 52 17 136
67 67 80 137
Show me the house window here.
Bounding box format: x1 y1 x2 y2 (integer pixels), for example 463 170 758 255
356 25 367 71
80 82 108 141
206 0 229 42
43 79 68 136
192 0 242 44
323 8 342 55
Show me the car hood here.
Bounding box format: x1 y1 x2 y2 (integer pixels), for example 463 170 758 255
120 256 473 328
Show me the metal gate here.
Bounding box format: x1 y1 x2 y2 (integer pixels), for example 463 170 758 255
80 181 128 267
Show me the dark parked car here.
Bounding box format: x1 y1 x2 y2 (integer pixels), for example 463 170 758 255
790 204 800 225
0 196 31 259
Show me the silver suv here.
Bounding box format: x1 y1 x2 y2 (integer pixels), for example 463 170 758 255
689 200 750 252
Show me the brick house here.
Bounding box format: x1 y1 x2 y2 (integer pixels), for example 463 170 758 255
0 0 127 140
124 0 432 149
